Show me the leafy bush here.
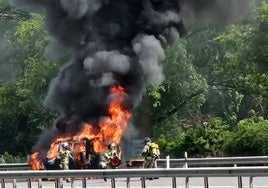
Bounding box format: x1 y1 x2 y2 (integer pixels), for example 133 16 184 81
153 115 185 158
3 152 28 163
182 117 231 157
225 117 268 156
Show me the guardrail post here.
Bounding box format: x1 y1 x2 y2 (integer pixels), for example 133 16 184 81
249 176 253 188
12 179 16 188
141 177 146 188
184 151 188 168
82 177 87 188
172 177 177 188
38 178 42 188
184 151 189 188
166 156 170 168
55 178 59 188
111 178 116 188
27 178 32 188
126 177 130 188
238 176 242 188
70 178 75 188
1 179 5 188
185 177 189 188
204 176 209 188
55 178 63 188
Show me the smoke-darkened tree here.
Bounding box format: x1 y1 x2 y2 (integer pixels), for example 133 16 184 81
138 41 208 156
149 2 268 157
0 0 30 20
150 41 208 124
211 2 268 122
185 1 268 126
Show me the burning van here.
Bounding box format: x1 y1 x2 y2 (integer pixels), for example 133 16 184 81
29 86 130 170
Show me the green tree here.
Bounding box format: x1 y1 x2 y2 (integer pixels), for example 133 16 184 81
192 2 268 125
149 41 208 125
226 117 268 156
0 0 30 20
152 115 185 158
182 117 231 157
141 41 208 156
250 2 268 71
154 2 268 157
0 14 59 155
0 0 31 82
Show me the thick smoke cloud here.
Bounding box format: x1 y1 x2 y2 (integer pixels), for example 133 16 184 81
10 0 188 122
9 0 251 153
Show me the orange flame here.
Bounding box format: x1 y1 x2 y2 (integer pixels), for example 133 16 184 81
94 85 131 152
28 152 44 170
28 85 131 170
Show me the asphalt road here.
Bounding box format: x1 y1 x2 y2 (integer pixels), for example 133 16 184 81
3 177 268 188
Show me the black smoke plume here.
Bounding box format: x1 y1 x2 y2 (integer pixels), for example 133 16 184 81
9 0 251 154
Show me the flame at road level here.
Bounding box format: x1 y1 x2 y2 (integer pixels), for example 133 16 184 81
28 152 44 170
29 85 131 170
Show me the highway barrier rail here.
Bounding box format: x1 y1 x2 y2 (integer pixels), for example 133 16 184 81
2 155 268 170
1 156 268 188
0 167 268 188
127 155 268 168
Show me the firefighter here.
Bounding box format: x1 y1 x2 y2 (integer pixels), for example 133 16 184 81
81 137 95 169
104 142 121 169
57 142 73 182
141 137 160 169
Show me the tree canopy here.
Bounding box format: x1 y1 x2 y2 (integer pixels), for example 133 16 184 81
0 13 60 154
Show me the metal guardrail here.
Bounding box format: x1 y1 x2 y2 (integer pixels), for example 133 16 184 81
0 163 31 171
2 155 268 170
0 167 268 188
161 155 268 167
1 156 268 188
127 155 268 168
